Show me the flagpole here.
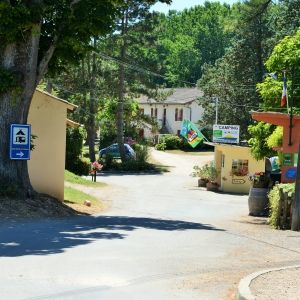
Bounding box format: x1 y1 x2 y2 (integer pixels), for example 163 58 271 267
283 70 289 112
288 67 294 146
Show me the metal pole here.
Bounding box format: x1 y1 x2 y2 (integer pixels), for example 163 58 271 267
288 68 294 146
215 97 219 124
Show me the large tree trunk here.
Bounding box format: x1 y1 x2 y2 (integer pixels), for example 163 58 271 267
0 27 40 198
116 9 128 162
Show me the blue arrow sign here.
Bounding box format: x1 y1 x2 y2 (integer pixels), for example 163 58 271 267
10 124 31 160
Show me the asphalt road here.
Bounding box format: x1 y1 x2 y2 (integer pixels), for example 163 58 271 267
1 149 300 300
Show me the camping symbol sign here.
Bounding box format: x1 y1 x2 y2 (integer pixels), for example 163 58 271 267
10 124 31 160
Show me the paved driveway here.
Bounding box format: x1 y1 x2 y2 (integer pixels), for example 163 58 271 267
1 149 300 300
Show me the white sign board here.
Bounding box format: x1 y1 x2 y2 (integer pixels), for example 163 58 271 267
213 124 240 144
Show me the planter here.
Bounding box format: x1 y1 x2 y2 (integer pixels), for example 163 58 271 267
248 187 269 216
198 178 208 187
206 181 219 192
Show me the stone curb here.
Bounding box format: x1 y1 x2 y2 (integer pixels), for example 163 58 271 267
237 264 300 300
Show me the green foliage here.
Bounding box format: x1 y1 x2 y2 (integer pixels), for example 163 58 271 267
248 122 276 160
257 29 300 110
267 126 283 149
64 170 105 187
268 183 295 228
155 142 166 151
134 144 150 162
164 135 182 149
193 161 219 181
66 127 90 175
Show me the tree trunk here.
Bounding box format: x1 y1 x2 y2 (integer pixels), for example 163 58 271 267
0 27 40 198
291 142 300 231
116 9 128 162
87 38 97 162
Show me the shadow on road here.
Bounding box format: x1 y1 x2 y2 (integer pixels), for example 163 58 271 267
0 216 224 257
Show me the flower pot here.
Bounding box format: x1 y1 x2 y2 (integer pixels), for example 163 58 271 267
206 181 219 192
198 178 208 187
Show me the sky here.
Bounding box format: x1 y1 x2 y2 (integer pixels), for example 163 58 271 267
152 0 236 14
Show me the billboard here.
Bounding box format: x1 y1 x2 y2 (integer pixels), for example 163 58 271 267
213 124 240 144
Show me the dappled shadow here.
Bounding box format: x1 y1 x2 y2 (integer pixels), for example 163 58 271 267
0 215 224 257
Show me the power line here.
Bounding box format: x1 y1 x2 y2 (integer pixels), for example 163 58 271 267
93 51 197 87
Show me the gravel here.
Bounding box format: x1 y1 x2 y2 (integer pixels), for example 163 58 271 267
250 267 300 300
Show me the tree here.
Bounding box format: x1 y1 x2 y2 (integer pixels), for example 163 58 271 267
0 0 168 199
198 0 274 138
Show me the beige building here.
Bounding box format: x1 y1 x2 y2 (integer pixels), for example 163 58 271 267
213 143 265 194
28 89 76 201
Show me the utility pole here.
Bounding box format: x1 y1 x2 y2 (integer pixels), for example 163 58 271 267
215 97 219 124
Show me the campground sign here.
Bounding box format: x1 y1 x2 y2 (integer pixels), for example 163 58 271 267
10 124 31 160
213 124 240 144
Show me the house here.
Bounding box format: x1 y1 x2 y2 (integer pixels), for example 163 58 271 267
211 143 265 194
28 89 77 201
137 88 204 138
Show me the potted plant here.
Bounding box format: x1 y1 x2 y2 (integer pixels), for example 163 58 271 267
205 161 219 192
192 164 209 187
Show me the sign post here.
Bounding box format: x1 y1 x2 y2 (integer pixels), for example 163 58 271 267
10 124 31 160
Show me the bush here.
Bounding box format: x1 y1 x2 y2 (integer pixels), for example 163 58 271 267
164 135 182 149
268 183 295 228
155 142 166 151
135 145 149 162
65 127 89 175
67 158 91 176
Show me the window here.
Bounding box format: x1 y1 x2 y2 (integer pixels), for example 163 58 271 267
151 108 158 119
221 154 225 168
175 108 183 121
231 160 249 176
139 108 144 115
177 130 181 136
179 108 183 121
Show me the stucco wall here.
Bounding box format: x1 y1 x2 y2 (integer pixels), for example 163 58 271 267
28 91 69 201
215 144 265 194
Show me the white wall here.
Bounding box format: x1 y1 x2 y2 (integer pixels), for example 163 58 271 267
139 101 204 137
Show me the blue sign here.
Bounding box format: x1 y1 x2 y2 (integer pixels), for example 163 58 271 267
10 124 31 160
285 167 297 180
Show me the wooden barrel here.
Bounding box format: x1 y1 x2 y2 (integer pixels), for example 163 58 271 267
248 187 269 216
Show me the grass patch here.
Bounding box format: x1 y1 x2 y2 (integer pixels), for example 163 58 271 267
64 170 106 187
64 186 103 214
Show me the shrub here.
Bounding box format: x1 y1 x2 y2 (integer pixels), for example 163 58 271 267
268 183 295 228
65 127 88 175
67 158 90 176
135 145 149 162
99 153 114 170
164 135 182 149
155 142 166 151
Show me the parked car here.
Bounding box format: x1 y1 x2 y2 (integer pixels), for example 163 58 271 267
99 143 136 159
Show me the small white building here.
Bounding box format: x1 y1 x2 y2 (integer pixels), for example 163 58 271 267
137 88 204 138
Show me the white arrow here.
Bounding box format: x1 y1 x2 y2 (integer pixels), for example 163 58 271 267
16 152 24 157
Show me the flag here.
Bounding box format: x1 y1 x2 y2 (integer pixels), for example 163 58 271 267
281 72 287 107
180 120 205 148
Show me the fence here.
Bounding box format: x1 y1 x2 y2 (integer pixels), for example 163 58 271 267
278 188 295 229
